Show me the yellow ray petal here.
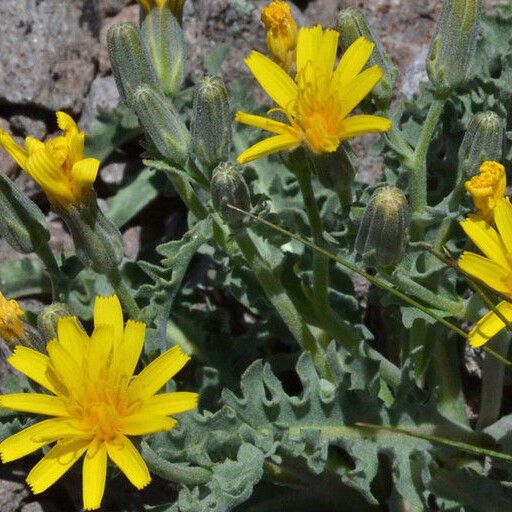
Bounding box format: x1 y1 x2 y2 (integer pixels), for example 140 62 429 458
128 345 190 401
0 130 28 170
296 25 338 81
339 114 392 140
87 325 113 382
235 112 294 135
71 158 100 188
468 301 512 347
47 340 83 396
7 346 58 395
27 438 90 494
244 51 298 110
83 439 107 511
460 214 509 269
0 418 83 463
93 295 123 343
339 65 384 118
56 111 78 136
114 320 146 382
236 133 301 164
0 393 68 417
459 252 512 296
25 137 45 155
137 392 198 416
494 198 512 255
121 414 177 436
333 36 374 90
106 435 151 490
57 316 88 366
69 132 85 164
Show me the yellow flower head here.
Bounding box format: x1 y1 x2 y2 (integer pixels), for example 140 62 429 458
138 0 186 16
261 1 298 73
0 295 198 511
0 112 99 211
464 160 506 222
235 26 391 164
0 293 25 346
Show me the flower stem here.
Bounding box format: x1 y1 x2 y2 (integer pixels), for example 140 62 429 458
407 97 445 237
107 268 141 320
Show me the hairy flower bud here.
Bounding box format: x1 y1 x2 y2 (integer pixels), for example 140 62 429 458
308 143 357 205
191 76 231 170
60 196 124 277
459 111 504 178
131 84 191 165
336 7 398 110
141 7 185 98
211 162 251 227
37 303 74 344
355 186 409 267
0 173 50 255
426 0 482 95
0 293 42 350
107 22 161 106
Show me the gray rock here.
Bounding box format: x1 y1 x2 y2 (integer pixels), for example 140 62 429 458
0 476 30 512
9 115 47 140
79 75 120 132
400 46 429 98
0 0 100 114
97 0 134 18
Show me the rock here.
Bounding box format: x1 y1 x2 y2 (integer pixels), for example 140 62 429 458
99 5 140 75
123 225 142 260
100 161 127 187
0 0 100 115
79 75 120 132
9 115 47 140
400 46 429 98
0 475 30 512
303 0 342 27
97 0 134 18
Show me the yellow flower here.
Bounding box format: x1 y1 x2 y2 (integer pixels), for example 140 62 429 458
138 0 186 16
0 295 198 511
0 112 99 211
459 198 512 298
464 160 506 222
0 293 25 346
261 1 298 73
235 25 391 164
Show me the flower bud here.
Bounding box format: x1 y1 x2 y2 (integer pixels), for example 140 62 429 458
464 160 505 222
458 111 504 179
60 196 124 276
0 173 50 254
37 303 74 344
191 76 231 170
138 0 187 22
211 162 251 227
141 7 186 98
308 143 357 206
426 0 482 95
261 1 298 73
107 22 161 107
131 84 191 166
336 7 398 110
355 186 409 267
0 293 42 350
